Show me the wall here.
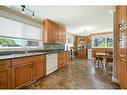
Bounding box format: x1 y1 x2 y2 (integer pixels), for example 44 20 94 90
92 48 113 58
0 6 42 28
65 32 75 51
44 43 64 50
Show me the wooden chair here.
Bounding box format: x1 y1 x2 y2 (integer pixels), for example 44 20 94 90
94 53 104 68
105 51 113 70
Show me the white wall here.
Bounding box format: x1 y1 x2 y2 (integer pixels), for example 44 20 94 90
65 32 75 51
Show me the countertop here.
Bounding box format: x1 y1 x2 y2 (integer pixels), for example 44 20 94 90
0 50 68 60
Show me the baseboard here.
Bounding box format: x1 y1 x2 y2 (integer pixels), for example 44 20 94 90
112 76 119 83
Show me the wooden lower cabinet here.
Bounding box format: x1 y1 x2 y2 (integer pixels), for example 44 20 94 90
58 52 69 69
10 55 46 88
78 49 86 59
0 52 69 88
0 60 11 89
11 63 33 88
33 55 46 80
65 52 69 63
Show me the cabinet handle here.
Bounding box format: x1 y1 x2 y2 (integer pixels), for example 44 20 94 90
119 37 122 41
118 23 122 28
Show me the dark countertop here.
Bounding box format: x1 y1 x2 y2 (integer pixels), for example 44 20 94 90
0 50 69 60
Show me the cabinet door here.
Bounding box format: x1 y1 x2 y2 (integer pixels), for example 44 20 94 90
12 63 33 88
116 6 127 89
58 52 68 69
33 62 45 80
47 21 53 43
0 60 11 89
33 56 46 80
65 52 69 64
119 60 126 88
63 31 66 43
58 57 65 69
0 67 11 89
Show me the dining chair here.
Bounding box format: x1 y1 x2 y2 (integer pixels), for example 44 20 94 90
105 51 113 70
94 53 104 68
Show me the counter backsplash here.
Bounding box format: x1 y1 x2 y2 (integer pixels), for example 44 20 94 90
44 43 65 50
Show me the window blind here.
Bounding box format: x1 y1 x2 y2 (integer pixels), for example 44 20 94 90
23 24 42 40
0 16 23 38
0 17 42 40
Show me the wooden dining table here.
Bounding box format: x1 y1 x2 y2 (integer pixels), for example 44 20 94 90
96 53 106 58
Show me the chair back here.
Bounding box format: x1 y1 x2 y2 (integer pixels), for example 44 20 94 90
105 51 113 62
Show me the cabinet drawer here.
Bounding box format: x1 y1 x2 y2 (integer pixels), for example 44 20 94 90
32 55 46 63
0 60 11 68
12 57 33 66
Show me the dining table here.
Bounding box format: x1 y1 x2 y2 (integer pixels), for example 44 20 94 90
96 53 106 58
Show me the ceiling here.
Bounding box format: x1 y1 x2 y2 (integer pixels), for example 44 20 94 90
10 6 114 36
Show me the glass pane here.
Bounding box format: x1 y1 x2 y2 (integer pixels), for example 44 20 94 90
25 40 40 47
107 37 113 47
0 37 22 47
93 35 113 48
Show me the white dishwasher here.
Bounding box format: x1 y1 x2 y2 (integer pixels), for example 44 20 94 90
46 53 58 75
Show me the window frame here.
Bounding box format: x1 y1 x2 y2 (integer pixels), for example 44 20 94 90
0 36 42 51
92 34 113 48
0 16 43 51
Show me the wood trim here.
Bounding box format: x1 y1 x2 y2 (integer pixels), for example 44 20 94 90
90 32 113 36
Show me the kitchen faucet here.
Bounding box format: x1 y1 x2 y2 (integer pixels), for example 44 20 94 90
23 46 28 54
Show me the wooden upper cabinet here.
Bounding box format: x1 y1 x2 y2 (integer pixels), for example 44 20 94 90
0 60 11 89
11 57 33 88
115 6 127 89
43 19 66 44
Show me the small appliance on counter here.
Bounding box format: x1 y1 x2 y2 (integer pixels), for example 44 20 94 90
69 47 75 60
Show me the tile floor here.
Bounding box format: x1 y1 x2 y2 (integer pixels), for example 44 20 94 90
27 59 120 89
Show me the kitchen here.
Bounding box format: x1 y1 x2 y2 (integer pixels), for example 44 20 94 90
0 5 126 89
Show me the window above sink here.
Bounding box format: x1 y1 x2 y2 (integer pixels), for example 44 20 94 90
0 16 43 51
0 37 42 51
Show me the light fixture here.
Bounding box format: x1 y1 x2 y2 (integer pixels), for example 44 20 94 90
21 5 25 14
22 7 25 14
32 13 36 19
21 5 36 19
80 25 87 37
